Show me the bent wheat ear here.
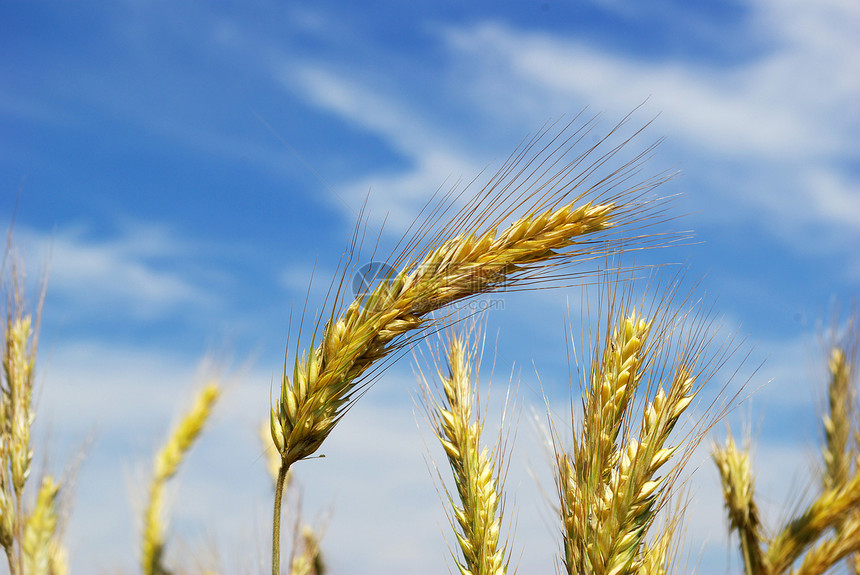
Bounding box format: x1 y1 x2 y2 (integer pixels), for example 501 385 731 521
271 116 676 574
272 115 673 469
142 382 220 575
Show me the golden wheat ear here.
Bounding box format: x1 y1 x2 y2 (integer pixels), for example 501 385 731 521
418 324 511 575
1 237 51 573
818 309 860 575
141 382 220 575
712 432 764 575
553 276 738 575
269 114 679 574
270 114 677 469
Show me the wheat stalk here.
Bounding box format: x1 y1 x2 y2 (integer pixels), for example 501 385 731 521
269 117 673 573
422 328 509 575
142 382 220 575
555 279 734 575
712 434 764 575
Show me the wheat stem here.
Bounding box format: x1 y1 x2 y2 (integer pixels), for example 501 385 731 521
273 461 290 575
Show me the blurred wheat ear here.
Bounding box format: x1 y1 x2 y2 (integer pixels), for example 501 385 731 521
269 113 679 574
1 238 68 575
715 309 860 575
141 382 220 575
551 276 737 575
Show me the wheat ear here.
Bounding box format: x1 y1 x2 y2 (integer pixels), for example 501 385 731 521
823 347 855 492
765 471 860 574
712 434 764 575
423 329 509 575
21 475 59 575
271 116 671 468
1 247 46 575
791 516 860 575
560 310 652 573
820 315 860 574
271 199 617 468
270 118 672 573
142 382 220 575
556 279 735 575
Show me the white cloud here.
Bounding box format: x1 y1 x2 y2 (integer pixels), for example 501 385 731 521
16 222 217 319
283 65 484 230
433 6 860 254
278 2 859 262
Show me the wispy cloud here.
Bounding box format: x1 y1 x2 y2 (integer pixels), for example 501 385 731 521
17 221 218 319
434 6 860 248
282 64 484 228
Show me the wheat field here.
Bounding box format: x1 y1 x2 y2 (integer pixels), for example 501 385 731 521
2 117 859 575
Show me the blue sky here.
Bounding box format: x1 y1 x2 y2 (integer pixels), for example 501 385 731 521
2 1 859 573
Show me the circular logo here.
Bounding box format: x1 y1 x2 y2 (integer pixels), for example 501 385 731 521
352 262 397 308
